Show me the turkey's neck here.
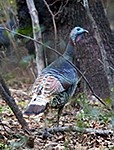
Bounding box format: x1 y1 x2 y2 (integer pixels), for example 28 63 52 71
63 40 75 62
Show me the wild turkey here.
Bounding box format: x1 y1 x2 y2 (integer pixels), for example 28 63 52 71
24 26 88 129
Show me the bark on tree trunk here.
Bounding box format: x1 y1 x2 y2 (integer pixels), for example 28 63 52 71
86 0 114 107
15 0 114 102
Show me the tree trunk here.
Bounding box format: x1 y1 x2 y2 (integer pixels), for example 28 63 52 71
86 0 114 106
26 0 45 75
16 0 114 102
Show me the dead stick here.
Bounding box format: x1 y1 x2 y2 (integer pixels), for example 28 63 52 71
0 77 30 134
47 125 113 135
0 75 11 96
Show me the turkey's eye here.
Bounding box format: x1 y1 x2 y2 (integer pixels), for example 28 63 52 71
77 28 80 31
34 98 36 101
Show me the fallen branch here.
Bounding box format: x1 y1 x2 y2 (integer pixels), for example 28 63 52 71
0 75 35 147
9 88 28 95
0 27 111 110
0 75 11 96
47 125 113 135
0 75 29 134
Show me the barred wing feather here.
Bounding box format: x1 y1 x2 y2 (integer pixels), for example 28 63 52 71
24 73 71 115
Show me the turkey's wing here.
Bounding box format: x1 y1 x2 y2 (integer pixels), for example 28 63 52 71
32 74 70 97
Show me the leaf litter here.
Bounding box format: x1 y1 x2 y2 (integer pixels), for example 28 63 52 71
0 83 114 150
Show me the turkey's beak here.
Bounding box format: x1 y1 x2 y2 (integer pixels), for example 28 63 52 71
83 29 89 34
85 29 88 33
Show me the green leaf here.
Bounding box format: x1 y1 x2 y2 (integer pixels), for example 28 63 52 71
105 98 112 105
0 107 6 112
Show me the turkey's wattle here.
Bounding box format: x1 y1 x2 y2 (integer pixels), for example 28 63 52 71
24 27 88 128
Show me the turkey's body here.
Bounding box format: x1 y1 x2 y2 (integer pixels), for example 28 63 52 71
28 56 78 113
24 26 88 128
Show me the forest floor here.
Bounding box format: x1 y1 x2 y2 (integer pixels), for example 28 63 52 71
0 81 114 150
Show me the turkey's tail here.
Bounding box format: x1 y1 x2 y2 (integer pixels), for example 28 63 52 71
24 95 48 115
24 105 46 115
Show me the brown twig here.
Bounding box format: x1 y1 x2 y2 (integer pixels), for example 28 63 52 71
0 27 111 110
0 75 30 135
0 120 11 134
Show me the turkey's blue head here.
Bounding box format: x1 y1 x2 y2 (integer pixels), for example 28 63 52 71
70 27 88 45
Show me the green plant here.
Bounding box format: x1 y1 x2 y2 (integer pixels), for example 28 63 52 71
74 93 111 128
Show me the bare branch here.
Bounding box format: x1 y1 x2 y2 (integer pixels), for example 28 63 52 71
54 0 69 16
98 59 114 72
43 0 69 50
43 0 58 50
49 0 61 6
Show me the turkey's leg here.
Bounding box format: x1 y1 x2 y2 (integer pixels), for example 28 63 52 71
57 106 64 126
43 103 49 130
43 104 52 139
44 109 47 130
43 109 48 139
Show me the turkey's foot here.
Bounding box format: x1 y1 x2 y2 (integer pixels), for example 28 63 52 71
42 128 52 139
